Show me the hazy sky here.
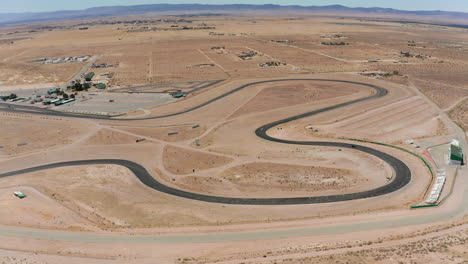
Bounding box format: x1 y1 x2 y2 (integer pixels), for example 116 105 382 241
2 0 468 13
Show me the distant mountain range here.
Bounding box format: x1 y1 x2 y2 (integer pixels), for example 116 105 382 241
1 4 468 25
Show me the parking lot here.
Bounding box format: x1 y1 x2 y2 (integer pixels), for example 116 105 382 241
54 92 176 115
1 89 177 116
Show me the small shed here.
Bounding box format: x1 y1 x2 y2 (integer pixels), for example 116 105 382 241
14 191 26 199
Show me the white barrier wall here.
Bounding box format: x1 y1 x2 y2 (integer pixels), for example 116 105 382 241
426 170 446 204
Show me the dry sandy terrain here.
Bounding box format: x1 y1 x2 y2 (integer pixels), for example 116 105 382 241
0 113 96 156
163 145 233 175
116 124 207 142
0 13 466 264
1 15 466 89
83 128 143 146
229 80 359 118
447 98 468 132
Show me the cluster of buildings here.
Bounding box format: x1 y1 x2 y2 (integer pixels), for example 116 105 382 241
83 72 109 89
360 71 400 77
92 62 115 68
270 40 293 44
237 51 257 60
35 56 90 64
4 88 76 106
188 63 215 68
209 32 237 36
128 25 215 33
111 18 193 26
42 88 75 106
320 34 346 39
258 61 286 67
321 42 349 46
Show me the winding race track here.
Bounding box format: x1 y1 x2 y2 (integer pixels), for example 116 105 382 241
0 79 411 205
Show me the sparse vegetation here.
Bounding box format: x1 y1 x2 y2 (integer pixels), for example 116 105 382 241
69 80 90 91
400 51 430 59
1 94 18 101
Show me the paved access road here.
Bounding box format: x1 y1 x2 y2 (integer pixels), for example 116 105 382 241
0 79 411 205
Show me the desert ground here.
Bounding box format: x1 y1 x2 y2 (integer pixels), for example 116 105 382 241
0 13 466 264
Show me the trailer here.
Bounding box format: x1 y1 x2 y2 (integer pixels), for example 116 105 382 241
55 98 75 106
61 98 76 105
10 97 27 102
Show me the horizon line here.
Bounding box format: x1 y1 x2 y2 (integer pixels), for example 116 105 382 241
1 3 463 15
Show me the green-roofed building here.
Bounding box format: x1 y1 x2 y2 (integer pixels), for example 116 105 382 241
97 83 106 89
172 92 186 98
47 88 59 94
84 72 95 81
449 144 463 165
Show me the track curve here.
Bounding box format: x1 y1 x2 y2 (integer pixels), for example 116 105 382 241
0 79 411 204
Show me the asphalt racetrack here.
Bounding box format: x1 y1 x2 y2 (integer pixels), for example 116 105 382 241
0 79 411 205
